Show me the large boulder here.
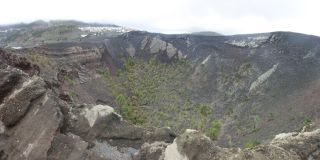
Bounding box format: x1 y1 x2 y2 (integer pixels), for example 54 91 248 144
0 74 46 126
0 55 63 159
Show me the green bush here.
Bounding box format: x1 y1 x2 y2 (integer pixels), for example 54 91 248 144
208 120 221 140
115 94 125 105
303 118 312 127
115 94 146 125
64 75 75 85
195 104 212 116
124 58 136 71
99 57 202 132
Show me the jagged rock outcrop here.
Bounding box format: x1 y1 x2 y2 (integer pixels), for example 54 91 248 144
133 142 169 160
135 129 320 160
1 49 177 160
0 50 39 76
0 50 176 160
0 60 62 159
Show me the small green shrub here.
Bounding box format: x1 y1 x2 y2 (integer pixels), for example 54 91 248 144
175 59 188 65
243 140 261 149
303 118 312 127
208 120 221 140
115 94 127 106
64 75 75 85
251 115 261 133
68 91 76 98
124 58 136 71
115 94 146 125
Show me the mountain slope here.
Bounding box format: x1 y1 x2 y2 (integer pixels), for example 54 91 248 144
102 31 320 146
0 20 134 48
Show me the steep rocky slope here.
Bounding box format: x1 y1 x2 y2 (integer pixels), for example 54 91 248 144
0 49 175 160
102 31 320 147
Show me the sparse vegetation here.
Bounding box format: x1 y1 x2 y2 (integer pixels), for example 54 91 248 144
26 51 54 68
268 112 274 121
251 115 261 133
243 140 261 149
115 94 146 125
239 62 252 75
96 67 110 79
124 58 136 71
64 75 75 85
97 57 218 133
148 57 158 66
303 117 312 128
195 103 212 116
68 91 76 98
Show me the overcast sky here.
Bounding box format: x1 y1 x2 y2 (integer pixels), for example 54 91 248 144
1 0 320 35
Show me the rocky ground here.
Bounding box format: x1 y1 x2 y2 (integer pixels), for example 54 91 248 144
0 21 320 160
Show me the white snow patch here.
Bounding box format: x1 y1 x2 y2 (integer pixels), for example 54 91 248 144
201 55 211 65
82 105 115 127
164 139 188 160
249 64 279 92
80 34 88 38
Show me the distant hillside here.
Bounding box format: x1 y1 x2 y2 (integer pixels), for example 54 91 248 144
0 20 135 48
